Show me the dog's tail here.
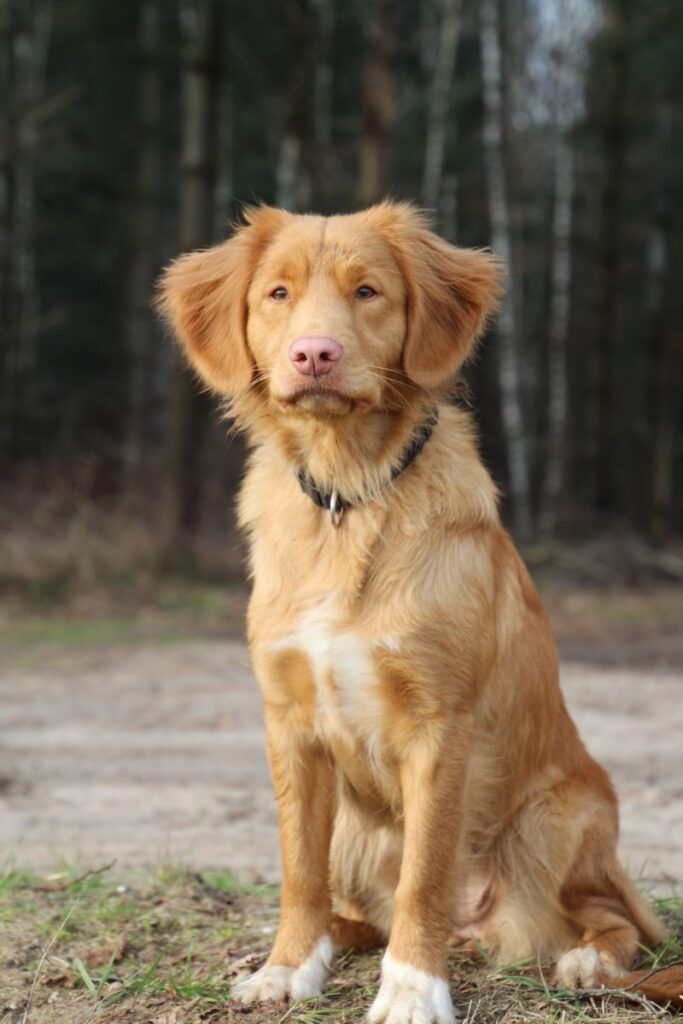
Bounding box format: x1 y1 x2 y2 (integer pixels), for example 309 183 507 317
607 866 680 1006
609 863 668 948
611 963 683 1007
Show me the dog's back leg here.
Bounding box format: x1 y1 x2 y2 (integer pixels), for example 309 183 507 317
556 862 667 988
330 908 385 951
329 795 400 939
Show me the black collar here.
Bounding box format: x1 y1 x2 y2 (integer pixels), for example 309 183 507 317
296 408 439 527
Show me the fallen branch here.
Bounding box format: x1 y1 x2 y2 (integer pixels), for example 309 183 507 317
32 860 116 892
191 871 237 905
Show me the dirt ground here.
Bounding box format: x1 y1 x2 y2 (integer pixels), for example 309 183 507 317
1 601 682 887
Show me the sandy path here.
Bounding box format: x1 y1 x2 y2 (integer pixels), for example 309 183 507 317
1 641 681 887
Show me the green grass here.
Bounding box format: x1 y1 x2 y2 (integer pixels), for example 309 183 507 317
201 867 281 900
0 865 38 895
0 865 680 1024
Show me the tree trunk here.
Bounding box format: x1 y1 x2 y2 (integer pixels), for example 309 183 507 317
645 102 677 542
214 80 234 233
479 0 531 538
421 0 463 216
276 0 313 211
539 132 574 536
0 0 18 454
124 0 164 486
165 0 220 544
1 0 51 455
590 0 630 519
276 134 300 212
359 0 394 206
440 171 457 242
312 0 333 208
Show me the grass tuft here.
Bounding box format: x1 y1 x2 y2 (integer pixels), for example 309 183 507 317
0 866 680 1024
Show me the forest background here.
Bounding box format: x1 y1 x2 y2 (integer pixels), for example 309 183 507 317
1 0 682 599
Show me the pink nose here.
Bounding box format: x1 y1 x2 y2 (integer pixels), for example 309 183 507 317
288 336 343 377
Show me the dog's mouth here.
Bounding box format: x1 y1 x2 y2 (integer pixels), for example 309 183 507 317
275 382 371 413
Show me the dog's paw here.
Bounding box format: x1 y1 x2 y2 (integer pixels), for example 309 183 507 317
232 936 335 1005
232 963 294 1003
368 953 456 1024
555 946 620 989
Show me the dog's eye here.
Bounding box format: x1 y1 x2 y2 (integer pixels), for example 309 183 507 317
270 287 289 301
355 285 377 300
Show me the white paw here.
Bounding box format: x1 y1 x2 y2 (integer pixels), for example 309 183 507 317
233 963 294 1003
368 953 456 1024
232 936 334 1004
555 946 620 989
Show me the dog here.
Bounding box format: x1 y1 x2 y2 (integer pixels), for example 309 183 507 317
158 202 667 1024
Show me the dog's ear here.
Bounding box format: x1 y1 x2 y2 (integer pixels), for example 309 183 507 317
367 203 503 388
156 206 289 395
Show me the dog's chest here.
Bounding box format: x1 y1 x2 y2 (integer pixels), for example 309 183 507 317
271 598 391 761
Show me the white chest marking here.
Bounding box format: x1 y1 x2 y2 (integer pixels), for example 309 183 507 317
272 597 388 767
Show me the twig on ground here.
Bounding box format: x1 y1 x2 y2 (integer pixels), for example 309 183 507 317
622 958 683 992
32 860 116 892
556 985 667 1015
191 870 237 905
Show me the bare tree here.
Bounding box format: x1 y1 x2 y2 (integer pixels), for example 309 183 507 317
1 0 51 451
0 0 18 451
165 0 220 542
312 0 334 188
540 130 573 535
421 0 463 217
359 0 394 206
214 79 234 233
124 0 164 485
276 0 313 211
538 0 594 535
590 0 630 517
645 102 677 542
479 0 531 537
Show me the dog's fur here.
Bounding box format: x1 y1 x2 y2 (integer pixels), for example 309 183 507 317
158 203 668 1023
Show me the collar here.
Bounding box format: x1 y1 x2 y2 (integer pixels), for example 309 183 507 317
296 408 439 528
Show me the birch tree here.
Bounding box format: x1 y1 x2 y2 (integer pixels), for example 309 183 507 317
421 0 463 217
540 131 573 535
538 0 595 535
479 0 532 537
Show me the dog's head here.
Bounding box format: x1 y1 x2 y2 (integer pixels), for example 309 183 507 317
157 202 502 421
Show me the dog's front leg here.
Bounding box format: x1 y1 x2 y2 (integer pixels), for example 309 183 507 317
369 717 471 1024
233 708 335 1005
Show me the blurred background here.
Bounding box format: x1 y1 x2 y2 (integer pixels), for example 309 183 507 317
1 0 682 615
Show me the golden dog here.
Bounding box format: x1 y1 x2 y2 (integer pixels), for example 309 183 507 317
158 203 666 1023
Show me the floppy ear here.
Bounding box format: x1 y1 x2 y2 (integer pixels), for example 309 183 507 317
367 203 503 388
156 206 288 395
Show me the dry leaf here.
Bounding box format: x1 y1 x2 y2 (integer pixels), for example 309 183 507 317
41 969 78 989
84 937 127 966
